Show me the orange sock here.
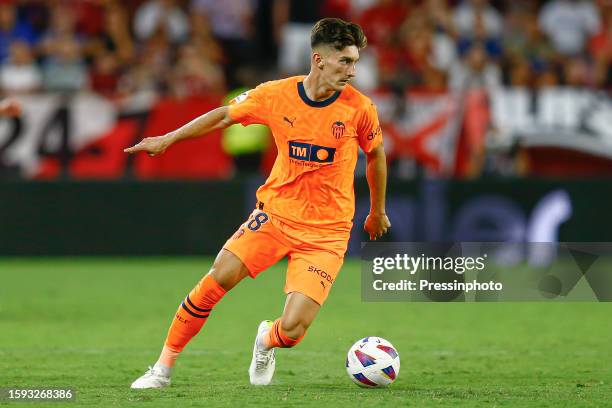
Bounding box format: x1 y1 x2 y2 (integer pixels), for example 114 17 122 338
160 274 227 367
265 318 304 349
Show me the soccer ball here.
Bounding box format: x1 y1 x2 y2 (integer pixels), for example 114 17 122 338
345 336 400 387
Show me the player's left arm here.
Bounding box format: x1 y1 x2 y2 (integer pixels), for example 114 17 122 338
364 143 391 240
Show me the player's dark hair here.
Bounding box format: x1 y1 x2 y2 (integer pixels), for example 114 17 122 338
311 18 367 51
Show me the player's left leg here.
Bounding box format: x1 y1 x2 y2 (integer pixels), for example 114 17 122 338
249 249 344 385
269 291 320 346
249 292 320 385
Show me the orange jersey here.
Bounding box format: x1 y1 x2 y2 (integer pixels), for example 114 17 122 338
228 76 382 231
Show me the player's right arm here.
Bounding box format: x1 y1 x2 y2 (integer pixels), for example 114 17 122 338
123 106 236 156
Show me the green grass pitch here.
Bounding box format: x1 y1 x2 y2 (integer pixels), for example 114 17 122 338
1 257 611 407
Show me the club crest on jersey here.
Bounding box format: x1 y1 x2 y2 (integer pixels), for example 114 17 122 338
288 141 336 163
331 121 345 139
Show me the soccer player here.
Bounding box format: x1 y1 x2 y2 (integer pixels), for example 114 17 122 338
125 17 390 388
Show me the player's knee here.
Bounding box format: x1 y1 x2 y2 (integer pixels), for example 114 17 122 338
209 265 240 291
209 250 249 291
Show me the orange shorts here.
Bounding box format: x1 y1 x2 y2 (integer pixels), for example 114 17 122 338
223 209 349 305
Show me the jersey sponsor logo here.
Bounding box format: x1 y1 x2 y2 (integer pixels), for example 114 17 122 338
288 141 336 163
331 121 345 139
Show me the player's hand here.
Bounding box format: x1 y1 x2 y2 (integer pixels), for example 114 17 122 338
124 135 172 156
364 212 391 241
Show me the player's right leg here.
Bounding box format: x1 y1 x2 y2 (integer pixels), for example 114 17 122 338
131 249 249 389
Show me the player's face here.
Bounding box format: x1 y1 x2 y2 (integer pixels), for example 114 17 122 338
319 45 360 91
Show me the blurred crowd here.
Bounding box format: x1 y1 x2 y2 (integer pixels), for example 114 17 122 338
364 0 612 92
1 0 612 101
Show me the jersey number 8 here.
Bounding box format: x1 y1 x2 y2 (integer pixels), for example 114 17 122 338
248 212 269 231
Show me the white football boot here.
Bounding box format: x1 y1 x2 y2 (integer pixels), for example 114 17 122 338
248 320 276 385
130 364 172 389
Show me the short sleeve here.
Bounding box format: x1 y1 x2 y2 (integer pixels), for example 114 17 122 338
357 100 383 153
228 84 269 126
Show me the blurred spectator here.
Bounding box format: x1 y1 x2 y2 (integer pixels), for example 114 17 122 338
86 4 134 65
453 0 502 38
0 41 42 94
70 0 105 37
358 0 412 90
191 0 257 86
274 0 324 75
133 29 173 94
170 42 226 97
19 1 49 42
39 4 83 60
504 57 532 86
503 8 555 74
116 62 159 111
134 0 189 44
188 12 224 65
454 0 503 58
415 7 457 74
191 0 256 43
424 0 456 37
118 25 174 107
563 56 590 86
449 42 501 91
42 36 88 93
539 0 600 56
0 2 37 62
89 51 120 97
590 5 612 86
358 0 410 48
535 66 561 88
83 3 135 98
390 12 455 90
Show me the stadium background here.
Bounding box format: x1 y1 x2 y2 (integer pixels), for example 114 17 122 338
1 0 611 406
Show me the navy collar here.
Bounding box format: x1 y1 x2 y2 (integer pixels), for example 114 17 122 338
297 81 341 108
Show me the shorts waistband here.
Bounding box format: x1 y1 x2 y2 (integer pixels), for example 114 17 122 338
254 201 352 233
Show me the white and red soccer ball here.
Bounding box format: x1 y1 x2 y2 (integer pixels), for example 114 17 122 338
346 336 400 387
